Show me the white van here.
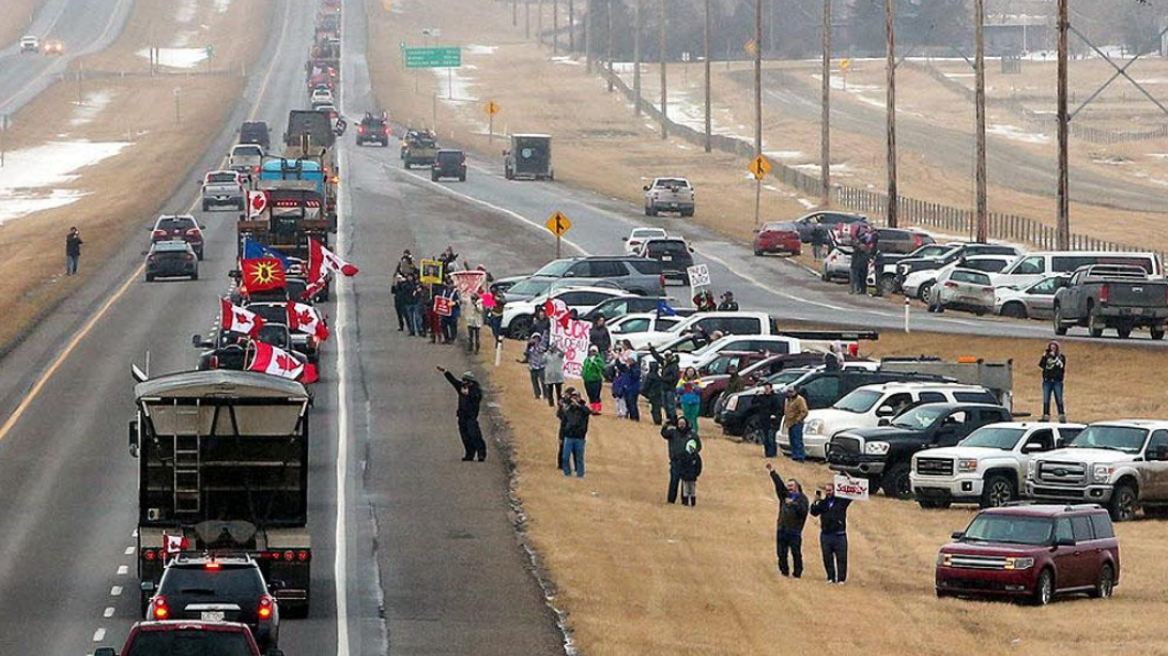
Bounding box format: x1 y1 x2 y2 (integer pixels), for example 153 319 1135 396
991 251 1162 290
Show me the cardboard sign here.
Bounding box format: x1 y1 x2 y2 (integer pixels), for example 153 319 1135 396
420 259 444 285
687 263 711 290
433 295 453 317
548 318 591 379
449 270 486 298
833 474 869 501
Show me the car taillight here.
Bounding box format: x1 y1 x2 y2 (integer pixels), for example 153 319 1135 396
660 275 666 288
147 255 156 262
186 228 200 237
1100 284 1110 304
152 595 169 620
944 282 958 289
383 127 390 135
152 229 166 238
185 254 195 261
209 356 219 369
358 125 365 133
258 595 274 620
205 561 222 570
913 234 923 247
297 550 310 561
143 549 157 561
254 165 261 173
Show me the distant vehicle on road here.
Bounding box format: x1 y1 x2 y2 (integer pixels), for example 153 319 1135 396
229 144 264 181
643 177 695 217
927 268 996 315
753 221 802 256
623 227 667 254
637 237 694 286
151 214 204 260
995 275 1071 320
310 87 334 107
93 621 276 656
201 170 246 212
1052 264 1168 339
432 149 467 181
19 35 39 53
936 504 1120 605
145 241 198 281
504 133 554 181
356 113 390 146
42 39 63 55
403 132 438 169
238 121 271 151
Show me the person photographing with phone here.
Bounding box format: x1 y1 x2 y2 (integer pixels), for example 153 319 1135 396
810 482 852 584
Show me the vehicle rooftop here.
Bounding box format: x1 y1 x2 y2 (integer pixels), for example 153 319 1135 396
977 503 1106 518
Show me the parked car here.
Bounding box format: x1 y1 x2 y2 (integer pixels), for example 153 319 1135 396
991 250 1162 291
1052 264 1168 339
19 35 39 53
935 504 1119 605
911 422 1084 508
927 268 996 315
995 275 1071 320
145 241 199 281
643 177 695 216
698 353 827 417
1027 420 1168 521
503 286 633 338
501 257 666 303
820 246 853 282
791 211 868 243
608 312 686 338
782 382 1000 461
903 255 1017 302
623 311 778 351
676 334 802 371
871 228 937 255
201 170 246 212
896 243 1022 289
623 227 668 255
238 121 271 151
637 237 694 285
93 621 278 656
151 214 205 260
581 295 692 322
827 402 1014 499
753 222 802 256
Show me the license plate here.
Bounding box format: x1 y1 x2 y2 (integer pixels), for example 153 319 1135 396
201 611 225 621
1132 308 1145 316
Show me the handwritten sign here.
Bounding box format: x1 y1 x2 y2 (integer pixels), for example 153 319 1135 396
449 270 486 298
833 474 869 501
687 263 711 290
548 318 591 378
420 259 444 285
433 296 453 317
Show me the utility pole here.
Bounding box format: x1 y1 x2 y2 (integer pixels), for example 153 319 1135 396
884 0 898 228
538 0 544 45
553 0 559 56
607 0 614 92
569 0 576 53
974 0 988 242
660 0 667 139
704 0 711 152
1056 0 1070 249
634 0 643 115
821 0 831 206
585 0 592 71
513 0 518 26
526 0 531 39
754 0 762 157
76 60 84 106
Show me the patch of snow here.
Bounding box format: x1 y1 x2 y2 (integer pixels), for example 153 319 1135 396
136 47 208 69
0 140 132 225
69 90 114 127
1147 153 1168 160
797 198 816 209
431 67 478 102
945 73 975 78
551 56 582 66
465 44 498 56
765 150 805 160
987 123 1049 144
214 0 233 13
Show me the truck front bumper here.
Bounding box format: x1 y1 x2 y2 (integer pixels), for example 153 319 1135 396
911 473 984 502
1027 482 1114 502
827 452 886 476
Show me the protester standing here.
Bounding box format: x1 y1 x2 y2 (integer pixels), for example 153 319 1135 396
678 436 704 507
810 483 853 584
65 227 83 276
677 367 704 434
767 462 809 578
406 274 424 336
589 316 613 360
717 291 739 311
555 389 574 468
614 352 642 422
642 359 665 425
581 345 606 414
811 222 827 260
754 382 783 458
1039 341 1067 422
662 417 701 505
725 365 746 396
436 367 487 461
464 292 484 353
559 389 591 477
522 334 548 400
439 280 461 344
543 343 565 407
784 387 810 463
532 307 551 340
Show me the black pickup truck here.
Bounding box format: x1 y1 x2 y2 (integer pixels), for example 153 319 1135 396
1052 264 1168 340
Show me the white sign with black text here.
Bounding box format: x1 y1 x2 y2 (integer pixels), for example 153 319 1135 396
833 474 869 501
686 263 711 289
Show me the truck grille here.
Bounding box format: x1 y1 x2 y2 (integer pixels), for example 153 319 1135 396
916 457 954 476
833 436 862 455
948 554 1009 570
1036 460 1088 486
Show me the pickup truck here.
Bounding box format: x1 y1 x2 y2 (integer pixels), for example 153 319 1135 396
229 144 264 182
1027 420 1168 521
827 403 1014 499
1052 265 1168 339
201 170 246 212
644 177 695 217
403 133 439 169
623 311 778 351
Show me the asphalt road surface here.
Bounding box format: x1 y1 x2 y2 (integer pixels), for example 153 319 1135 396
754 69 1168 215
0 0 135 116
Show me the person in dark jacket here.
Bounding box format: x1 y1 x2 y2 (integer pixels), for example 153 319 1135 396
811 223 827 260
437 366 487 461
391 274 410 332
725 365 746 396
589 316 613 359
559 389 591 477
754 383 783 458
810 483 853 584
532 306 551 341
677 436 704 507
648 345 681 421
717 291 739 311
555 387 578 468
766 463 809 578
662 418 701 505
65 227 83 276
642 359 665 425
1039 341 1067 422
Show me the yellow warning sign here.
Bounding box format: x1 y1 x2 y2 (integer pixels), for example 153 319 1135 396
840 58 852 71
748 154 772 180
545 212 572 237
744 39 757 56
486 100 500 116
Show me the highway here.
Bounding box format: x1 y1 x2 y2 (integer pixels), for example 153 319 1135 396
0 0 135 116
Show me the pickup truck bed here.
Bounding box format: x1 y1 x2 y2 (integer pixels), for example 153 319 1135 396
1053 265 1168 339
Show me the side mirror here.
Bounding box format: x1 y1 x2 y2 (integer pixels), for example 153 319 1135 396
875 406 895 418
642 185 650 192
192 334 203 348
128 419 140 458
564 271 575 278
140 581 156 593
268 580 287 592
94 648 118 656
950 531 964 540
878 418 891 427
1021 443 1043 454
228 268 242 280
621 236 627 241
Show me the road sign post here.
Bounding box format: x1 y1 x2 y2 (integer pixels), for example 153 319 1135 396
404 47 462 68
748 154 772 229
545 211 572 259
486 100 500 142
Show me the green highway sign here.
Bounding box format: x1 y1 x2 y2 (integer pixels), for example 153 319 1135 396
404 47 461 68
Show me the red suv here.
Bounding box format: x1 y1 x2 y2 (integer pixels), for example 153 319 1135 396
753 221 802 257
93 621 280 656
936 504 1119 605
151 214 205 260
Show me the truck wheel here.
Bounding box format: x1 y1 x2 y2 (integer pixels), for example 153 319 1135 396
509 316 533 340
1052 305 1069 336
1088 305 1105 338
682 208 694 217
1108 484 1138 521
917 498 952 509
980 474 1017 508
191 271 199 281
879 275 897 295
821 268 831 282
882 463 913 500
202 201 210 212
145 274 155 282
459 173 466 182
1152 326 1165 340
1089 564 1115 600
1031 569 1054 606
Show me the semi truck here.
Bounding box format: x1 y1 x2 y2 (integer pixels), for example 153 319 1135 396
129 370 313 617
237 179 330 259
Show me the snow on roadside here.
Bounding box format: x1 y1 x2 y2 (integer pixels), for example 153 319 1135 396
987 123 1049 144
214 0 233 13
0 141 132 225
135 47 208 69
69 90 115 127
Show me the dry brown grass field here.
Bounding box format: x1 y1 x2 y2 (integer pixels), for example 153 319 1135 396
479 328 1168 656
0 0 44 51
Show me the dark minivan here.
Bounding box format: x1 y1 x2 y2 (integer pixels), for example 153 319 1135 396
432 149 467 182
239 121 271 151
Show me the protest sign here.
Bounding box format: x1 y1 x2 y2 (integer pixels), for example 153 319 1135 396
833 474 869 501
450 270 486 298
433 296 453 317
548 318 591 378
420 259 444 285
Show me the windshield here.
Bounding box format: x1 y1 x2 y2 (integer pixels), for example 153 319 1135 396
763 369 809 386
233 146 262 157
961 515 1053 546
704 356 739 376
833 389 883 414
632 229 666 239
533 260 574 277
507 277 556 296
207 173 236 183
646 241 690 257
257 324 289 348
912 245 957 260
437 151 464 162
891 405 947 430
160 566 265 599
961 427 1025 450
1067 425 1148 454
127 631 253 656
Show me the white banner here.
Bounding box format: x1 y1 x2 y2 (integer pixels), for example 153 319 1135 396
449 270 487 298
548 318 591 379
686 263 711 289
833 474 869 501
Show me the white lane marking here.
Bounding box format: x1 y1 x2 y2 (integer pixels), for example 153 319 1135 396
124 546 134 555
103 607 115 618
110 586 122 597
117 565 128 575
92 628 106 643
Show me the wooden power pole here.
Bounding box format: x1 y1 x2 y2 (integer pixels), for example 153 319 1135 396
569 0 576 53
607 0 614 92
1056 0 1070 249
754 0 762 157
974 0 988 242
526 0 531 39
884 0 898 228
585 0 592 72
704 0 711 152
660 0 667 139
634 0 643 115
821 0 831 206
553 0 559 56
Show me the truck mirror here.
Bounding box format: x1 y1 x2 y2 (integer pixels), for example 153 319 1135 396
128 420 140 458
875 406 895 418
950 531 964 540
140 580 155 593
228 269 242 280
1054 536 1076 547
643 185 650 192
192 334 203 348
268 580 287 591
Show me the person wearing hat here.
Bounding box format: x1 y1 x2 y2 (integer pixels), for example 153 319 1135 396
784 387 809 463
766 462 809 578
717 291 739 311
648 344 681 421
755 382 783 458
437 366 487 461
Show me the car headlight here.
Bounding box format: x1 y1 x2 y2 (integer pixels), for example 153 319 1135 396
1027 460 1037 478
1092 464 1114 484
937 552 952 567
957 458 978 473
805 419 825 436
1004 556 1035 570
864 441 890 455
726 396 738 411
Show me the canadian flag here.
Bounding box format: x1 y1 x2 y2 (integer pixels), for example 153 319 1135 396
308 237 359 282
221 299 264 337
287 301 330 341
247 190 269 218
248 341 318 384
162 532 190 558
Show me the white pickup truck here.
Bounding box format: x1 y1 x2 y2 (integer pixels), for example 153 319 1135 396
911 422 1083 509
624 311 776 351
643 177 695 217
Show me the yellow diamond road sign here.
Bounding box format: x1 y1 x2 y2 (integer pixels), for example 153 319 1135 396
748 154 772 180
840 58 852 71
744 39 757 56
546 212 571 237
486 100 500 116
